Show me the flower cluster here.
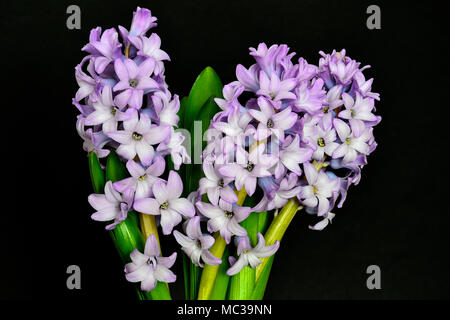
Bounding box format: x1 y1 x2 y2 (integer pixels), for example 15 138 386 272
73 7 189 170
74 7 191 292
197 44 380 240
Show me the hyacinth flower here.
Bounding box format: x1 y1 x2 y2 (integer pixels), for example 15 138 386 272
133 171 195 235
125 234 177 292
173 216 222 267
192 43 380 301
227 233 280 276
72 7 381 301
73 7 191 300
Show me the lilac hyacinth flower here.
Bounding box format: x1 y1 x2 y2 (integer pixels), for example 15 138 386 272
84 86 119 133
319 49 362 86
198 161 238 205
338 93 380 137
303 124 339 161
235 64 260 92
155 92 180 126
256 71 297 108
74 59 96 102
156 128 191 170
309 212 335 231
332 118 373 164
226 233 279 276
219 143 278 196
248 97 297 142
294 57 318 82
134 171 195 235
320 84 344 130
88 181 131 230
119 7 157 40
298 163 339 216
253 173 301 212
81 26 102 55
107 109 170 165
76 116 110 158
173 216 222 267
293 78 326 114
212 107 253 138
214 82 244 114
195 201 251 244
85 28 122 74
128 33 170 62
352 70 380 101
113 58 159 109
274 134 313 179
125 234 176 292
113 157 165 200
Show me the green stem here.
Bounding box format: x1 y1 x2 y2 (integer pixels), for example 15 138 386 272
251 256 274 300
197 234 227 300
209 246 230 300
255 198 302 281
228 210 259 300
229 266 255 300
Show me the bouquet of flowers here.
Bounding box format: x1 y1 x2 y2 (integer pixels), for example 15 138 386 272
72 7 380 300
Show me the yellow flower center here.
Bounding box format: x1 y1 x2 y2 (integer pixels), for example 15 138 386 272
129 79 138 88
159 201 169 210
312 185 318 194
225 211 234 218
132 132 143 140
317 137 325 147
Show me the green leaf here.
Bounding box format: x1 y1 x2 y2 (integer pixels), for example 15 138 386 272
88 152 105 194
149 281 172 300
186 96 221 194
250 255 275 300
183 66 223 133
190 262 201 300
209 247 231 300
257 211 269 235
182 252 190 299
105 150 128 183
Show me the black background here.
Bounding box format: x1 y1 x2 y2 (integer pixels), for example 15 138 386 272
1 0 449 300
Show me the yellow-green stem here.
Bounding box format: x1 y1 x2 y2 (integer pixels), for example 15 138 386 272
197 233 227 300
255 198 302 281
197 187 247 299
139 214 161 253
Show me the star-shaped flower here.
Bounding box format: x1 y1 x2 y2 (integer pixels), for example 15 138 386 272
195 201 250 244
332 118 373 164
107 109 170 165
134 171 195 235
226 233 279 276
88 181 131 230
298 163 339 216
173 216 222 267
248 97 297 142
113 157 165 200
125 234 177 292
113 58 159 109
